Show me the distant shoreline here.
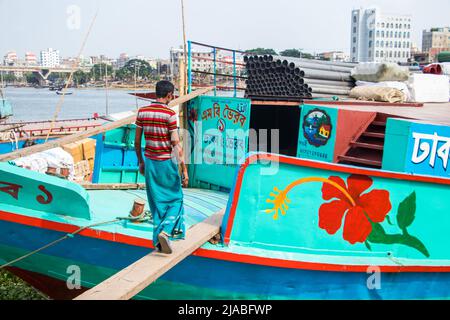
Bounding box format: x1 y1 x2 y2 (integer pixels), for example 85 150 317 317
4 85 155 92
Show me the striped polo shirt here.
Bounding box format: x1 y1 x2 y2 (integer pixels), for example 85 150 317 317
135 103 178 160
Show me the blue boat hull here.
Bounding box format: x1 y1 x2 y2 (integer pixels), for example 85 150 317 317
1 219 449 300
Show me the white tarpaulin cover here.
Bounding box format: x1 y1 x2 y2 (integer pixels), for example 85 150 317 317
408 74 450 103
13 147 75 180
351 63 410 82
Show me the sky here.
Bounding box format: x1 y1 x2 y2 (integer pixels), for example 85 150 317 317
0 0 449 59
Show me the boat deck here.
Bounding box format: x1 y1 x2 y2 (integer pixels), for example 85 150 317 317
306 100 450 126
85 188 229 239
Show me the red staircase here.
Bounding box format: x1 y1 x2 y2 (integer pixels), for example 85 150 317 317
338 115 387 169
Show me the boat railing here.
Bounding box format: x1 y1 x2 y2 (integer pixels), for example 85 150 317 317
21 124 102 138
187 40 248 97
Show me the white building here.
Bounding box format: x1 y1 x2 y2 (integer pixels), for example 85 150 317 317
25 52 38 66
3 51 18 66
117 53 129 69
170 47 219 79
40 48 61 67
350 7 413 63
318 51 350 62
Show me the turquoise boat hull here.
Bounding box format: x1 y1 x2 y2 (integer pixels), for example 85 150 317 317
1 153 450 299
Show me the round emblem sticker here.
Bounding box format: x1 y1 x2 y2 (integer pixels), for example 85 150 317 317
302 109 332 147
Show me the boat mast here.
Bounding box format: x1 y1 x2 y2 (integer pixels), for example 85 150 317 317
0 71 4 101
105 63 109 115
134 64 138 109
181 0 188 95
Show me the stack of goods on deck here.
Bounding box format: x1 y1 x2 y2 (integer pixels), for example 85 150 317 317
10 138 97 182
244 55 356 101
350 62 450 103
61 138 96 182
11 148 76 180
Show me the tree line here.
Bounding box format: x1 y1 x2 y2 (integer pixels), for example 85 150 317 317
1 59 160 85
245 48 315 60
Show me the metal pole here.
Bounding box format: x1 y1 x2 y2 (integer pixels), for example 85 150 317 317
181 0 188 95
213 47 217 96
135 64 138 109
233 51 237 97
187 41 192 93
105 64 109 116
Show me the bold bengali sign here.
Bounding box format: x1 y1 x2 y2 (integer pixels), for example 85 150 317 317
188 96 251 189
405 122 450 177
297 105 337 163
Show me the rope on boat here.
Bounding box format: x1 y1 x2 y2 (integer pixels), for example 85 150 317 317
0 213 152 270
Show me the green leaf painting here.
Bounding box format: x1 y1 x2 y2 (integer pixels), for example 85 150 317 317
397 191 416 230
366 191 429 258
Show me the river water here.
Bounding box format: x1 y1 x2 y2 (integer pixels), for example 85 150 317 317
2 87 150 122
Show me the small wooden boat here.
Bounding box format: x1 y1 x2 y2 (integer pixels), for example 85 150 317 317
56 91 73 96
1 93 450 300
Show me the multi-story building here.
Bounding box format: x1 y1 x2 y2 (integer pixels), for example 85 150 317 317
170 47 220 79
3 51 18 66
422 27 450 62
40 48 61 67
25 52 38 66
117 53 129 69
318 51 350 62
350 7 412 63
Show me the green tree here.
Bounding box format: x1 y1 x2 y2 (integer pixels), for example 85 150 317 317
1 73 16 83
115 68 131 81
245 48 278 55
280 49 314 59
73 70 90 85
25 72 40 85
90 63 113 81
124 59 153 79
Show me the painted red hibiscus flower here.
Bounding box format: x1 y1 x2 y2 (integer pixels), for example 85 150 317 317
319 174 392 245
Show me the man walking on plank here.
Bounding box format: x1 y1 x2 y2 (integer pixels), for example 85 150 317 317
135 80 189 254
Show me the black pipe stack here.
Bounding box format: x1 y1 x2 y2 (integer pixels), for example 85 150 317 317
244 55 312 101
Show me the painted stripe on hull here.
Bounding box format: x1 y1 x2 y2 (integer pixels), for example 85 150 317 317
2 211 450 273
1 223 450 299
3 245 450 300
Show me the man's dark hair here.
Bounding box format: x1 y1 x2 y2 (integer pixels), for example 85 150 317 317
156 80 175 98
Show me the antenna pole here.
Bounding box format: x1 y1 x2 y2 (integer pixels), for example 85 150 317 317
105 63 109 115
181 0 188 95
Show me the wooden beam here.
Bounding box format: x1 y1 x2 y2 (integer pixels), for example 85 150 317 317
74 210 224 300
0 87 213 162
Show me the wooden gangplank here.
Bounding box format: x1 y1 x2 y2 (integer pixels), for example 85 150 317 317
74 210 224 300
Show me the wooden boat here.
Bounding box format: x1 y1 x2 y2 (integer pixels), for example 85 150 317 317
56 91 73 96
1 94 450 299
0 118 104 155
